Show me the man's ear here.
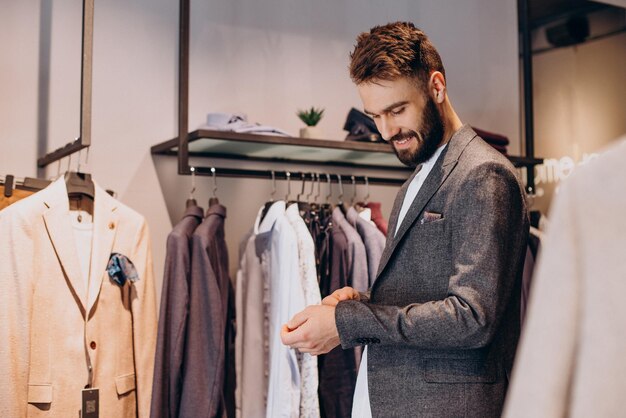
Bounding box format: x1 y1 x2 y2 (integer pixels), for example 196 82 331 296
430 71 446 104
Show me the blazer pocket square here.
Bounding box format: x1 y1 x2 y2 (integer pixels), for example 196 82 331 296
420 211 443 224
107 253 140 286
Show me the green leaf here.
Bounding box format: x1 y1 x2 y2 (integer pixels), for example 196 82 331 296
297 106 325 126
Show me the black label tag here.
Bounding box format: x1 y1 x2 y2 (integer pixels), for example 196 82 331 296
82 388 99 418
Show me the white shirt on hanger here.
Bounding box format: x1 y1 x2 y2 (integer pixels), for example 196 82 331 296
69 210 93 286
285 203 322 418
263 201 306 418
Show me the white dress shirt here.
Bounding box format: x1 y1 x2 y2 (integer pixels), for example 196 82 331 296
286 203 322 418
352 143 447 418
265 201 307 418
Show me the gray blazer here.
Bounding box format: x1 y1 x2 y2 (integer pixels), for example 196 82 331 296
179 204 231 418
151 205 203 418
335 125 529 418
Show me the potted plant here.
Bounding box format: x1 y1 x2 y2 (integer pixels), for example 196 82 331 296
297 106 325 138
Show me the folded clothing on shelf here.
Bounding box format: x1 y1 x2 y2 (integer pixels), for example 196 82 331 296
200 112 293 137
343 108 383 142
472 126 510 155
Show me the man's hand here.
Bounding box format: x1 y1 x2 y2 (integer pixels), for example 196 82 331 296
280 305 340 356
321 286 360 307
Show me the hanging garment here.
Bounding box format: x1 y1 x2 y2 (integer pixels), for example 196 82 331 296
264 201 306 418
503 139 626 418
317 214 357 418
0 177 157 418
179 204 232 418
331 207 368 293
235 212 269 418
285 203 321 418
151 204 204 418
346 206 386 287
472 126 510 156
363 202 388 237
0 186 36 210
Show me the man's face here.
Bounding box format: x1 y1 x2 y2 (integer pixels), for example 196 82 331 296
358 77 445 167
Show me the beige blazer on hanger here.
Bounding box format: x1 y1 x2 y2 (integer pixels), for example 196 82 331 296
0 177 157 418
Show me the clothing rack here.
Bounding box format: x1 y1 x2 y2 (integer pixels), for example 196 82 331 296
37 0 94 168
0 175 51 196
194 167 400 188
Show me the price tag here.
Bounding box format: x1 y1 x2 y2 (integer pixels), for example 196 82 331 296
82 388 99 418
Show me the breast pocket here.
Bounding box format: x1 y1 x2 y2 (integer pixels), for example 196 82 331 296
404 219 449 267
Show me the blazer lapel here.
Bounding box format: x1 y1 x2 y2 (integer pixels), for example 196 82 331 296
374 166 420 279
87 185 118 315
386 166 421 240
42 179 88 316
374 125 478 283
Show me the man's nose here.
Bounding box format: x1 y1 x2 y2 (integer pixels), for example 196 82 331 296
378 116 400 141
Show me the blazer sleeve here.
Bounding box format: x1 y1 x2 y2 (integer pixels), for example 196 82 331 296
130 220 158 418
0 210 33 417
335 162 527 350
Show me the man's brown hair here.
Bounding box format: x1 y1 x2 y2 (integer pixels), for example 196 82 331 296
349 21 445 87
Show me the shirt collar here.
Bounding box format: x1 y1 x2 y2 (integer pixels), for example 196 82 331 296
255 200 285 233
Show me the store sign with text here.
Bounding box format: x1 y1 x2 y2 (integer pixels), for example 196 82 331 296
532 153 598 197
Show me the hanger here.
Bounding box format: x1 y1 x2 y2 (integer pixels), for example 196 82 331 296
313 173 321 203
305 172 316 203
325 173 333 204
295 172 311 214
308 173 320 212
259 170 277 224
337 174 348 215
284 171 292 202
64 149 95 221
354 176 371 215
526 186 536 210
186 167 198 208
208 167 219 207
1 175 15 198
350 175 357 206
526 186 542 229
65 149 95 200
315 173 331 219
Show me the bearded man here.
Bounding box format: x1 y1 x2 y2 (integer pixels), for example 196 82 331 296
282 22 529 417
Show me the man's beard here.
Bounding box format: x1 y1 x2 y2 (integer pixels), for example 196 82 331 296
390 97 445 167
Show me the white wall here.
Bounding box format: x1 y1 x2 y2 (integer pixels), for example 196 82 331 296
0 0 520 304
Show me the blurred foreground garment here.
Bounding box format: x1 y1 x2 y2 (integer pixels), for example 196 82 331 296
503 139 626 418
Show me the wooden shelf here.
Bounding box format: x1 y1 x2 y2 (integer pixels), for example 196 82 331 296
151 129 543 173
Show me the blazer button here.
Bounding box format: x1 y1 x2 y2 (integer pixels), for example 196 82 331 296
90 341 97 350
108 222 115 230
372 338 380 344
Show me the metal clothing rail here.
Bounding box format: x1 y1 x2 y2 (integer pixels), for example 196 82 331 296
37 0 94 168
192 167 407 186
0 175 51 195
